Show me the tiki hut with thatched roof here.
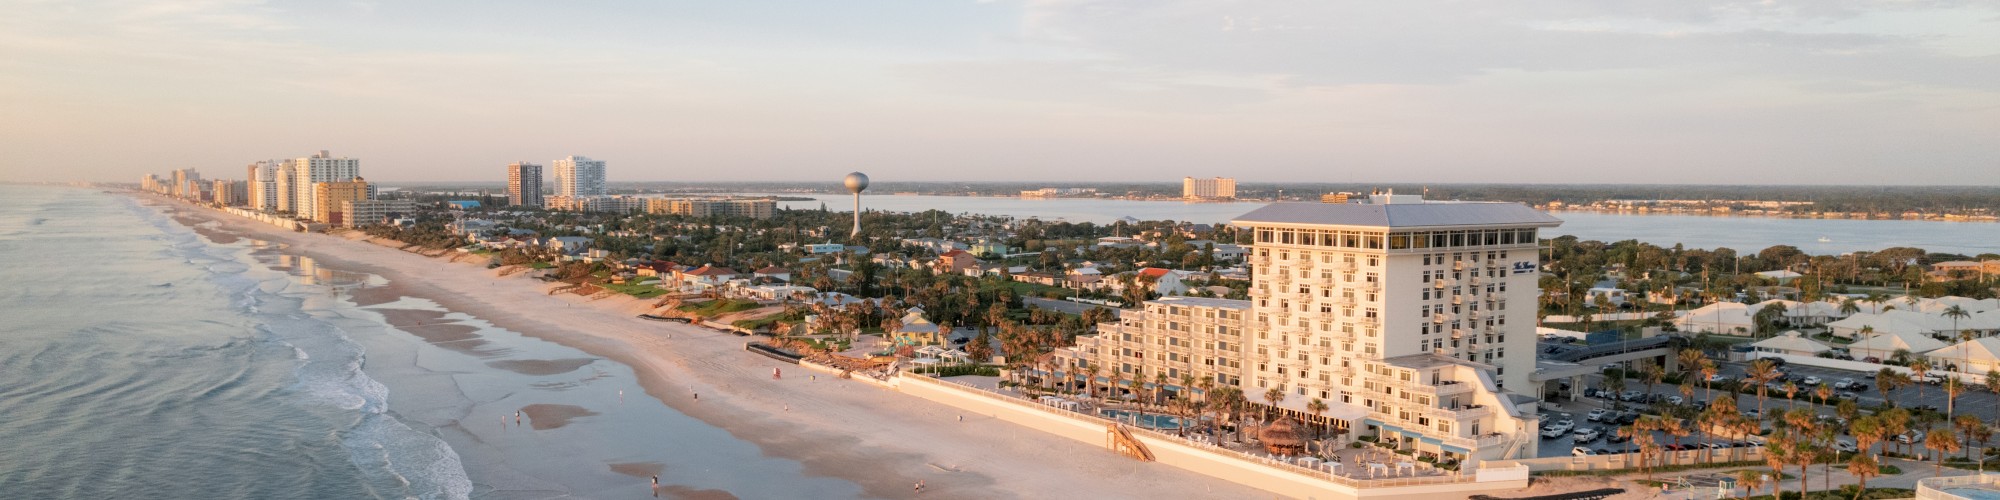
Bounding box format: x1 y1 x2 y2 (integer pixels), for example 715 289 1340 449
1258 417 1308 456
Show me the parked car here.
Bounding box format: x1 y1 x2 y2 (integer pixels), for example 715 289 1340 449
1837 391 1860 400
1542 427 1567 439
1803 376 1822 386
1665 395 1684 405
1861 356 1881 364
1849 382 1870 391
1707 374 1733 383
1835 439 1858 453
1607 431 1631 443
1587 409 1611 422
1574 428 1603 443
1573 446 1598 457
1620 390 1645 402
1834 378 1855 390
1744 409 1762 419
1617 411 1642 424
1897 431 1920 444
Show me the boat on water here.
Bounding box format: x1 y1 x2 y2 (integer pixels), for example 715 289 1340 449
1818 236 1832 243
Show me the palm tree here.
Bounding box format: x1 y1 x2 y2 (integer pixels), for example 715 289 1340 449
1928 428 1962 475
1662 418 1689 466
1677 348 1706 381
1945 304 1972 339
1849 454 1880 500
1839 297 1860 317
1878 369 1908 408
1262 387 1285 422
1763 433 1792 500
1699 359 1719 403
1956 414 1985 461
1641 360 1664 398
1913 360 1932 400
1307 398 1328 439
1737 469 1767 499
1747 359 1780 416
1852 415 1885 460
1988 370 2000 421
1784 382 1799 410
1882 408 1911 457
1946 377 1967 420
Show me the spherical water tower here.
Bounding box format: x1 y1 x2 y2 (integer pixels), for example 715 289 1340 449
843 172 869 237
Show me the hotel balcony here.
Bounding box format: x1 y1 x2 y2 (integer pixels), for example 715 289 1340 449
1451 295 1462 305
1335 261 1358 272
1432 279 1446 289
1299 260 1316 270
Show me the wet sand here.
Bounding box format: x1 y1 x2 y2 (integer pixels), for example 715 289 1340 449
154 196 1289 500
520 404 598 430
486 358 595 376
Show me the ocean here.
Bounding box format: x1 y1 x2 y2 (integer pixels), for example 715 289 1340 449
0 186 864 499
0 185 467 498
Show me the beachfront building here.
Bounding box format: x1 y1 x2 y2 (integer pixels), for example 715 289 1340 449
1063 296 1251 392
507 162 544 207
286 150 360 220
340 199 416 228
246 161 279 210
1183 176 1236 200
311 177 371 225
212 180 249 207
552 155 606 198
646 198 777 219
1230 193 1561 463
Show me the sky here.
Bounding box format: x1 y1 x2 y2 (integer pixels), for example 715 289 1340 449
2 0 1997 185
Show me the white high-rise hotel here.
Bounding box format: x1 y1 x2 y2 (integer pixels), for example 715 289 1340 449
1056 192 1560 464
552 155 606 198
1234 192 1559 462
1183 176 1236 200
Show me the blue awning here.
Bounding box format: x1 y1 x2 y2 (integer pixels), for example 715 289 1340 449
1440 443 1471 454
1418 436 1444 446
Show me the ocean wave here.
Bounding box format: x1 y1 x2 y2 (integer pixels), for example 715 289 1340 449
130 199 473 500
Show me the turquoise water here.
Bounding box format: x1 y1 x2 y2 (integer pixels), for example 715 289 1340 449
766 193 2000 255
1945 488 2000 500
1101 409 1189 430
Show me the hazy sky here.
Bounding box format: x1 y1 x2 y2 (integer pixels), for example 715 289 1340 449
3 1 1998 185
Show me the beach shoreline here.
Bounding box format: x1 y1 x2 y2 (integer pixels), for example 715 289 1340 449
151 194 1274 499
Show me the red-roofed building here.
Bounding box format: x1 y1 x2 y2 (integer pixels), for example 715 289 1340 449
933 249 981 276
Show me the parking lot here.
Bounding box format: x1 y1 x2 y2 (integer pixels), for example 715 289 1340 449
1539 357 1989 459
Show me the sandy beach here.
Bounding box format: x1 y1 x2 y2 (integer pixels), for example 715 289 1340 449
160 199 1283 499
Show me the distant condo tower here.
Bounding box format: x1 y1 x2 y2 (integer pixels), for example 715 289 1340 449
843 172 869 237
507 162 544 207
1183 176 1236 200
552 155 606 198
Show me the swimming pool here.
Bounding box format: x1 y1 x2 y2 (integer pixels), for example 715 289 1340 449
1100 409 1189 430
1945 488 2000 500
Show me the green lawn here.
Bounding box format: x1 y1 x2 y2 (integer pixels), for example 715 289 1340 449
677 298 762 318
600 281 668 298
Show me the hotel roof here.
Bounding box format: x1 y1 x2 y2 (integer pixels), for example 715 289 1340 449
1231 201 1562 229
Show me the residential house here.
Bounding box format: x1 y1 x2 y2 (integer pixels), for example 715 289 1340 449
933 249 981 275
753 266 792 283
1747 331 1832 358
1846 330 1948 362
680 265 739 287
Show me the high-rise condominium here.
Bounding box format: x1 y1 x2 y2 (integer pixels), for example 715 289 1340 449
247 160 279 211
507 162 544 207
1183 177 1236 200
552 155 605 198
287 150 360 218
